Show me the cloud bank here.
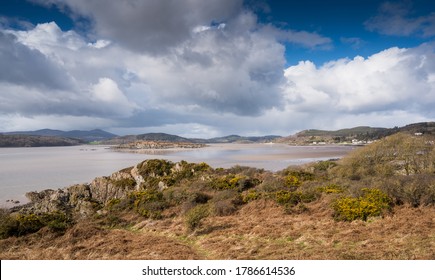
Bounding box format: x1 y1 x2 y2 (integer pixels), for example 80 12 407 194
0 1 434 137
365 1 435 37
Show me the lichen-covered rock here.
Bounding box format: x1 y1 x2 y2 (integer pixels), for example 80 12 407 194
89 171 136 204
131 164 145 190
25 189 70 214
68 184 92 206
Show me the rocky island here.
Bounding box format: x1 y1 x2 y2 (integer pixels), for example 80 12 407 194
112 140 206 150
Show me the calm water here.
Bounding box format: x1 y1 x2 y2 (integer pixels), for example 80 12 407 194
0 144 355 206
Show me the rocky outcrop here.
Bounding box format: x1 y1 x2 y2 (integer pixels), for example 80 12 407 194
16 159 208 219
21 166 138 219
89 171 136 204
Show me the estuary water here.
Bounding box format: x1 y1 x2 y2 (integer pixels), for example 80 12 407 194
0 143 355 206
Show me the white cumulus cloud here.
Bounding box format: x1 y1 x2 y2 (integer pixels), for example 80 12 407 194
280 43 435 130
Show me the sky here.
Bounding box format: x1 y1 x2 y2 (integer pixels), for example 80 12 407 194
0 0 434 137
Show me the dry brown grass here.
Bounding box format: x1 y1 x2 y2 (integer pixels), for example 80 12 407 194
1 198 433 260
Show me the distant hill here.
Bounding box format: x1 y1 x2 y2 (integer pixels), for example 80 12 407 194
207 135 281 143
398 122 435 135
296 126 387 137
4 129 117 142
282 122 435 144
0 134 85 147
104 133 282 145
294 126 390 141
102 132 191 145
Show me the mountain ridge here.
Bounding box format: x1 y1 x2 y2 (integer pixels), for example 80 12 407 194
2 122 434 147
3 129 118 142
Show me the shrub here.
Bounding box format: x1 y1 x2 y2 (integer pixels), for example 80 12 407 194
257 174 285 192
189 192 211 204
275 188 320 206
313 160 338 172
210 190 242 216
333 188 392 221
111 177 136 189
208 174 260 191
106 198 122 210
317 184 345 194
39 211 72 232
335 133 435 179
185 204 209 232
141 159 174 176
242 190 262 203
172 161 212 182
207 176 233 190
129 190 168 219
275 191 302 206
163 188 190 206
381 174 435 207
0 209 19 239
0 210 72 238
284 175 301 189
282 169 315 181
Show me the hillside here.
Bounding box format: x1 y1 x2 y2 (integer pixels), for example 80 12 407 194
4 129 117 142
1 132 434 259
281 122 435 145
0 134 85 147
296 126 387 137
103 133 281 145
102 132 191 145
207 134 281 143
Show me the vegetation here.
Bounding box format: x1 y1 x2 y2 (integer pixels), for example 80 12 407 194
336 133 435 178
185 204 210 232
0 210 72 238
333 188 392 221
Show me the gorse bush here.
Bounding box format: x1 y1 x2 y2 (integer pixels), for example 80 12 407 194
38 211 71 232
185 204 209 232
284 175 301 189
275 190 318 207
333 188 392 221
317 184 345 194
129 190 167 219
282 169 315 184
242 190 262 203
0 210 72 238
207 174 259 191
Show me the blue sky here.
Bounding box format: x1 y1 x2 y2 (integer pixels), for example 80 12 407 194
0 0 434 137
